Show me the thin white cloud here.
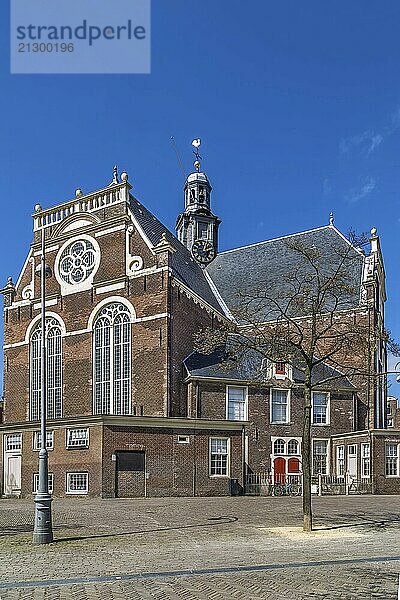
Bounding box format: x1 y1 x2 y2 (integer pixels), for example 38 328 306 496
340 104 400 155
340 130 383 155
345 176 376 203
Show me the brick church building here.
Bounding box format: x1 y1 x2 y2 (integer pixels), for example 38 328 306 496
1 155 399 498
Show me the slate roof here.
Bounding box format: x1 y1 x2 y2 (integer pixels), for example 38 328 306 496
184 345 354 390
128 195 225 313
205 226 365 323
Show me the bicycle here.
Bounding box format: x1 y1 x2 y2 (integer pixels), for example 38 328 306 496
272 482 302 496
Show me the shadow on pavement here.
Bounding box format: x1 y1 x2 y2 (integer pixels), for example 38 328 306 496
53 514 239 543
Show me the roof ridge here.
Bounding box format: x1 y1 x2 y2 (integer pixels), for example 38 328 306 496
217 224 337 255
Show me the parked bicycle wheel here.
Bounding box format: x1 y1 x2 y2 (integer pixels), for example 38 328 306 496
273 484 285 496
289 484 302 496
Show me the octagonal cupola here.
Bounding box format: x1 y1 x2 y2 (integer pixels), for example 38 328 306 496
176 139 221 265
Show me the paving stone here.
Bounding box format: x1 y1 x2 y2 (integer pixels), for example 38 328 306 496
0 496 399 599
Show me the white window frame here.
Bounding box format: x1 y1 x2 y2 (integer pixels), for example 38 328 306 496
5 433 22 452
336 445 345 477
66 428 89 449
177 435 190 444
361 443 370 478
226 385 248 421
262 359 293 381
93 303 132 416
30 317 63 421
270 388 290 424
66 472 89 495
348 444 357 456
385 444 399 477
312 391 330 425
33 473 54 494
273 438 286 455
209 437 230 478
312 439 329 475
33 431 54 451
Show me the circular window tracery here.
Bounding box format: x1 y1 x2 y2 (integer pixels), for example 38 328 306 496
58 239 97 285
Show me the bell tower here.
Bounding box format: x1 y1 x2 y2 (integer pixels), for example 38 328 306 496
175 139 221 265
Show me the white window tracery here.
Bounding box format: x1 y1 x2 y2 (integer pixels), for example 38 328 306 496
30 317 62 421
93 303 131 415
59 239 97 285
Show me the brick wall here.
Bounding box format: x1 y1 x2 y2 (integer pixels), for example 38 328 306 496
102 425 243 498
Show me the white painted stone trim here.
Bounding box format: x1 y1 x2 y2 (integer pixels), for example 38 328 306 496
24 311 67 343
95 281 125 295
54 234 101 297
33 298 58 310
15 249 33 291
87 296 137 330
203 270 234 320
95 224 125 238
172 278 227 321
33 245 60 256
3 340 28 349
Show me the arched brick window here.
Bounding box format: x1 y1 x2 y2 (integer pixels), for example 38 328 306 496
30 317 62 420
93 303 131 415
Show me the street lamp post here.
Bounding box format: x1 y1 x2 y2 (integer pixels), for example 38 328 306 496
33 214 53 545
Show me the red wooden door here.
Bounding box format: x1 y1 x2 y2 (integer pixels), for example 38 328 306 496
274 457 286 484
288 457 300 473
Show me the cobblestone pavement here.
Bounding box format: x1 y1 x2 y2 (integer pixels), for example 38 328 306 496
0 496 399 599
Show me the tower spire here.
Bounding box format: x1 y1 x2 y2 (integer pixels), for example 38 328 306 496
175 138 221 266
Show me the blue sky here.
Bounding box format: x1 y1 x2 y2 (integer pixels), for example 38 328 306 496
1 1 400 391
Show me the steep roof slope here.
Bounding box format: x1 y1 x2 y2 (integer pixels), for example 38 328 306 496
205 226 364 322
128 195 225 314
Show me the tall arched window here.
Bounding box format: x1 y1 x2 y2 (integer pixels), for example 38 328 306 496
94 303 131 415
30 317 62 420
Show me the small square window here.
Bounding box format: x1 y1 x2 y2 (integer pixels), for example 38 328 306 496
348 445 357 456
5 433 22 451
66 472 89 494
66 429 89 449
177 435 190 444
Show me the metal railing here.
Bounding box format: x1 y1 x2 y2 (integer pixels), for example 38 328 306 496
245 473 302 496
311 474 372 495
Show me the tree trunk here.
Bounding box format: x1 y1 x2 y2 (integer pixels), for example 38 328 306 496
302 368 312 532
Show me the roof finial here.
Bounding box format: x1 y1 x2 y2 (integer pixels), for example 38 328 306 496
112 165 119 185
329 211 334 226
192 138 202 172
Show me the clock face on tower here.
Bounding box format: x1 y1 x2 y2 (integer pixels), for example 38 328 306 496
191 239 216 265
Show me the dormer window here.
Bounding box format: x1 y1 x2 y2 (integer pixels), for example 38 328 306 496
261 359 292 381
275 362 286 376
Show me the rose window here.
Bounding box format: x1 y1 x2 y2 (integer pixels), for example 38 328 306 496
58 239 97 285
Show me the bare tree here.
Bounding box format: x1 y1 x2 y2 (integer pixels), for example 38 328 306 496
196 233 386 532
